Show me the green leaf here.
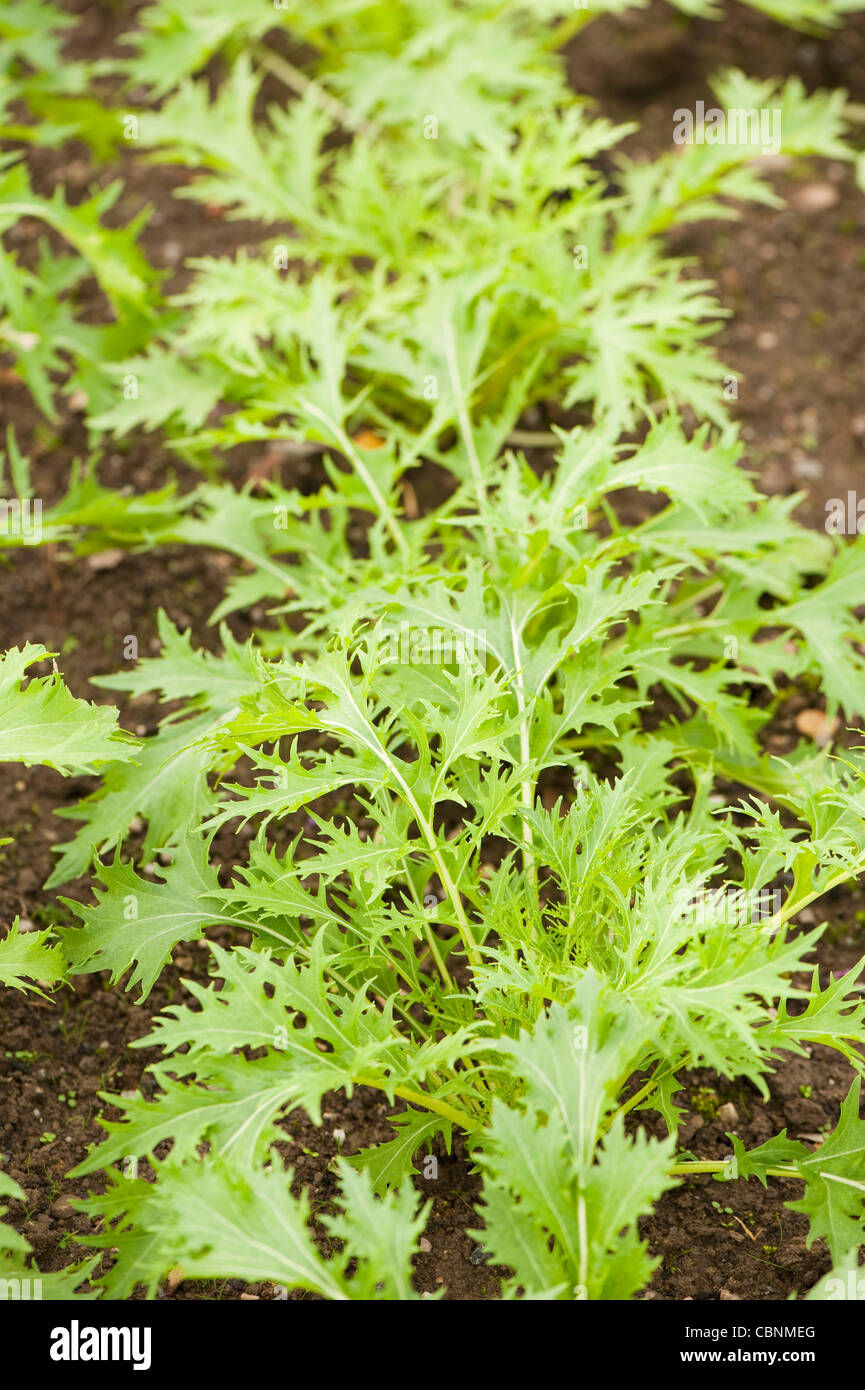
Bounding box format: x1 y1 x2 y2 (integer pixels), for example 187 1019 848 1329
0 919 65 996
730 1081 865 1263
0 645 139 774
0 1171 96 1298
61 833 232 1000
323 1159 430 1299
0 159 159 312
78 1155 430 1300
474 979 676 1300
352 1109 451 1197
47 711 217 886
789 1079 865 1263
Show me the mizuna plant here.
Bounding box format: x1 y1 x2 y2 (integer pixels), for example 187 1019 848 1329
0 636 136 995
47 413 865 1299
1 0 865 1299
0 642 127 1297
0 6 859 437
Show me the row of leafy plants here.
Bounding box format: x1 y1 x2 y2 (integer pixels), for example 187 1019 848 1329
2 0 865 1299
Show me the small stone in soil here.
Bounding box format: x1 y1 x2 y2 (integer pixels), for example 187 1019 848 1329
792 182 839 212
795 708 839 746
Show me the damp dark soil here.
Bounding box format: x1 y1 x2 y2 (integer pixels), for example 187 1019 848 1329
1 0 865 1300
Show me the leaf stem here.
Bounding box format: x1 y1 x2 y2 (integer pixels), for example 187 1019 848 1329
507 608 537 898
254 45 375 137
543 11 595 51
296 399 409 556
669 1161 801 1180
398 854 453 990
354 1076 480 1132
442 320 491 543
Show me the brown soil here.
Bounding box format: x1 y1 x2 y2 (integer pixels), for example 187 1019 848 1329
1 0 864 1301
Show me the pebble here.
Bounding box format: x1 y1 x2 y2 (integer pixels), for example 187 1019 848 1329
749 155 791 174
717 1102 739 1126
792 182 839 213
795 708 839 746
791 457 823 481
86 549 125 571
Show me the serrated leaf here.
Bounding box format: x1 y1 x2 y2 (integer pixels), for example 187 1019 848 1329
0 645 139 774
0 919 65 996
61 833 233 999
